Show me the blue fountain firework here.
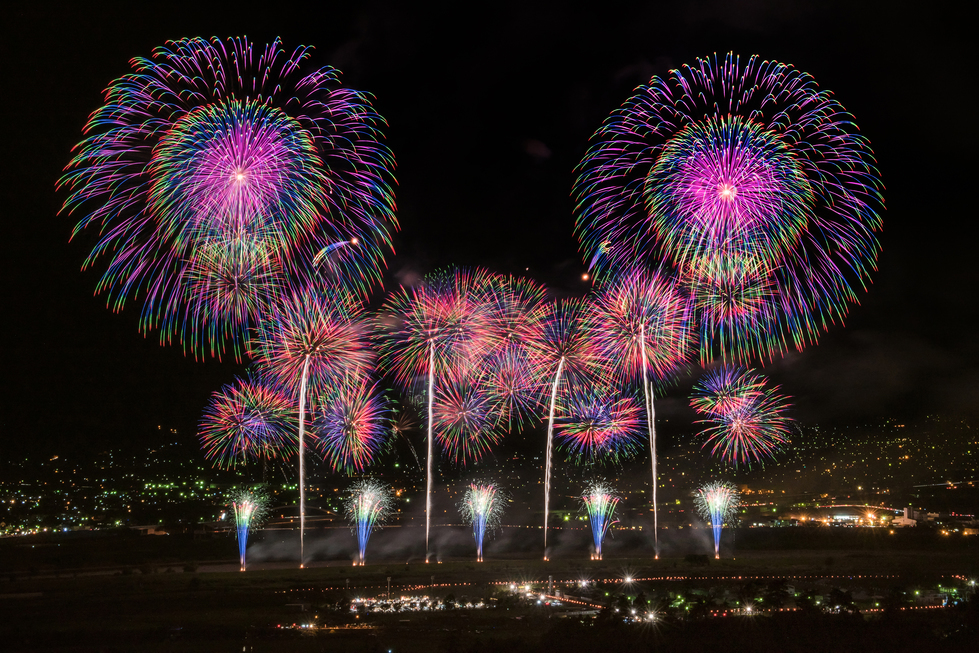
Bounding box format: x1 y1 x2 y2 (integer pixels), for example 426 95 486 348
461 483 504 562
694 481 740 559
582 483 620 560
230 487 269 571
346 480 395 565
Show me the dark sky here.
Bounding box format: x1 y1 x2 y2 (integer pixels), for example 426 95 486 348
1 1 974 458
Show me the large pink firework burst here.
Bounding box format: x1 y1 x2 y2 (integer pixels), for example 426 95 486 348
59 36 397 358
432 370 502 466
574 52 883 363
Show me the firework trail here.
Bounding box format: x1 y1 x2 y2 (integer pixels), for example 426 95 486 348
346 480 395 566
376 267 493 559
199 376 297 468
590 267 693 557
230 486 270 571
530 298 603 558
251 288 373 567
573 52 883 364
694 481 740 558
555 391 644 462
581 483 620 560
460 483 505 562
59 36 398 359
691 367 792 466
311 377 390 473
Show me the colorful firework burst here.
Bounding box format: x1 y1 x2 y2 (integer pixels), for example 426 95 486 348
346 479 395 565
555 391 644 462
694 481 740 558
432 371 502 466
250 287 373 566
589 266 693 558
229 486 270 571
480 275 548 430
573 52 883 363
375 266 495 556
59 36 398 358
311 378 390 473
199 376 297 468
581 483 620 560
460 483 506 562
691 367 792 466
531 297 605 556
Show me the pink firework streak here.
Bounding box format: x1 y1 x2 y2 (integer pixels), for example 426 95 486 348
591 267 693 557
529 298 605 558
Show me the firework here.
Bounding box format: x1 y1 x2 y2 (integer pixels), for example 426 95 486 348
432 371 502 466
590 267 693 557
230 486 270 571
573 52 883 363
199 376 297 468
346 480 395 565
376 267 493 559
311 378 390 473
694 481 740 558
481 275 548 430
251 287 373 567
530 298 603 557
59 36 398 358
460 483 505 562
581 483 620 560
555 391 644 462
691 367 792 466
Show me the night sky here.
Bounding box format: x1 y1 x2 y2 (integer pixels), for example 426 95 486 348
2 2 974 459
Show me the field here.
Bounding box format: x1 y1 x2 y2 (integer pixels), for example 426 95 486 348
1 529 977 652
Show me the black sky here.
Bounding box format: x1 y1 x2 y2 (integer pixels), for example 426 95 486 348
1 1 975 458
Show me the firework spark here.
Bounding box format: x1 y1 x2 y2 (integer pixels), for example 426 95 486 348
346 480 395 566
432 371 502 466
530 298 603 557
573 52 883 364
694 481 740 559
460 483 505 562
582 483 620 560
691 367 792 466
230 486 270 571
59 36 398 358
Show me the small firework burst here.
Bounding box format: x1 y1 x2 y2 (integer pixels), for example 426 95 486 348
691 367 792 466
199 376 296 468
